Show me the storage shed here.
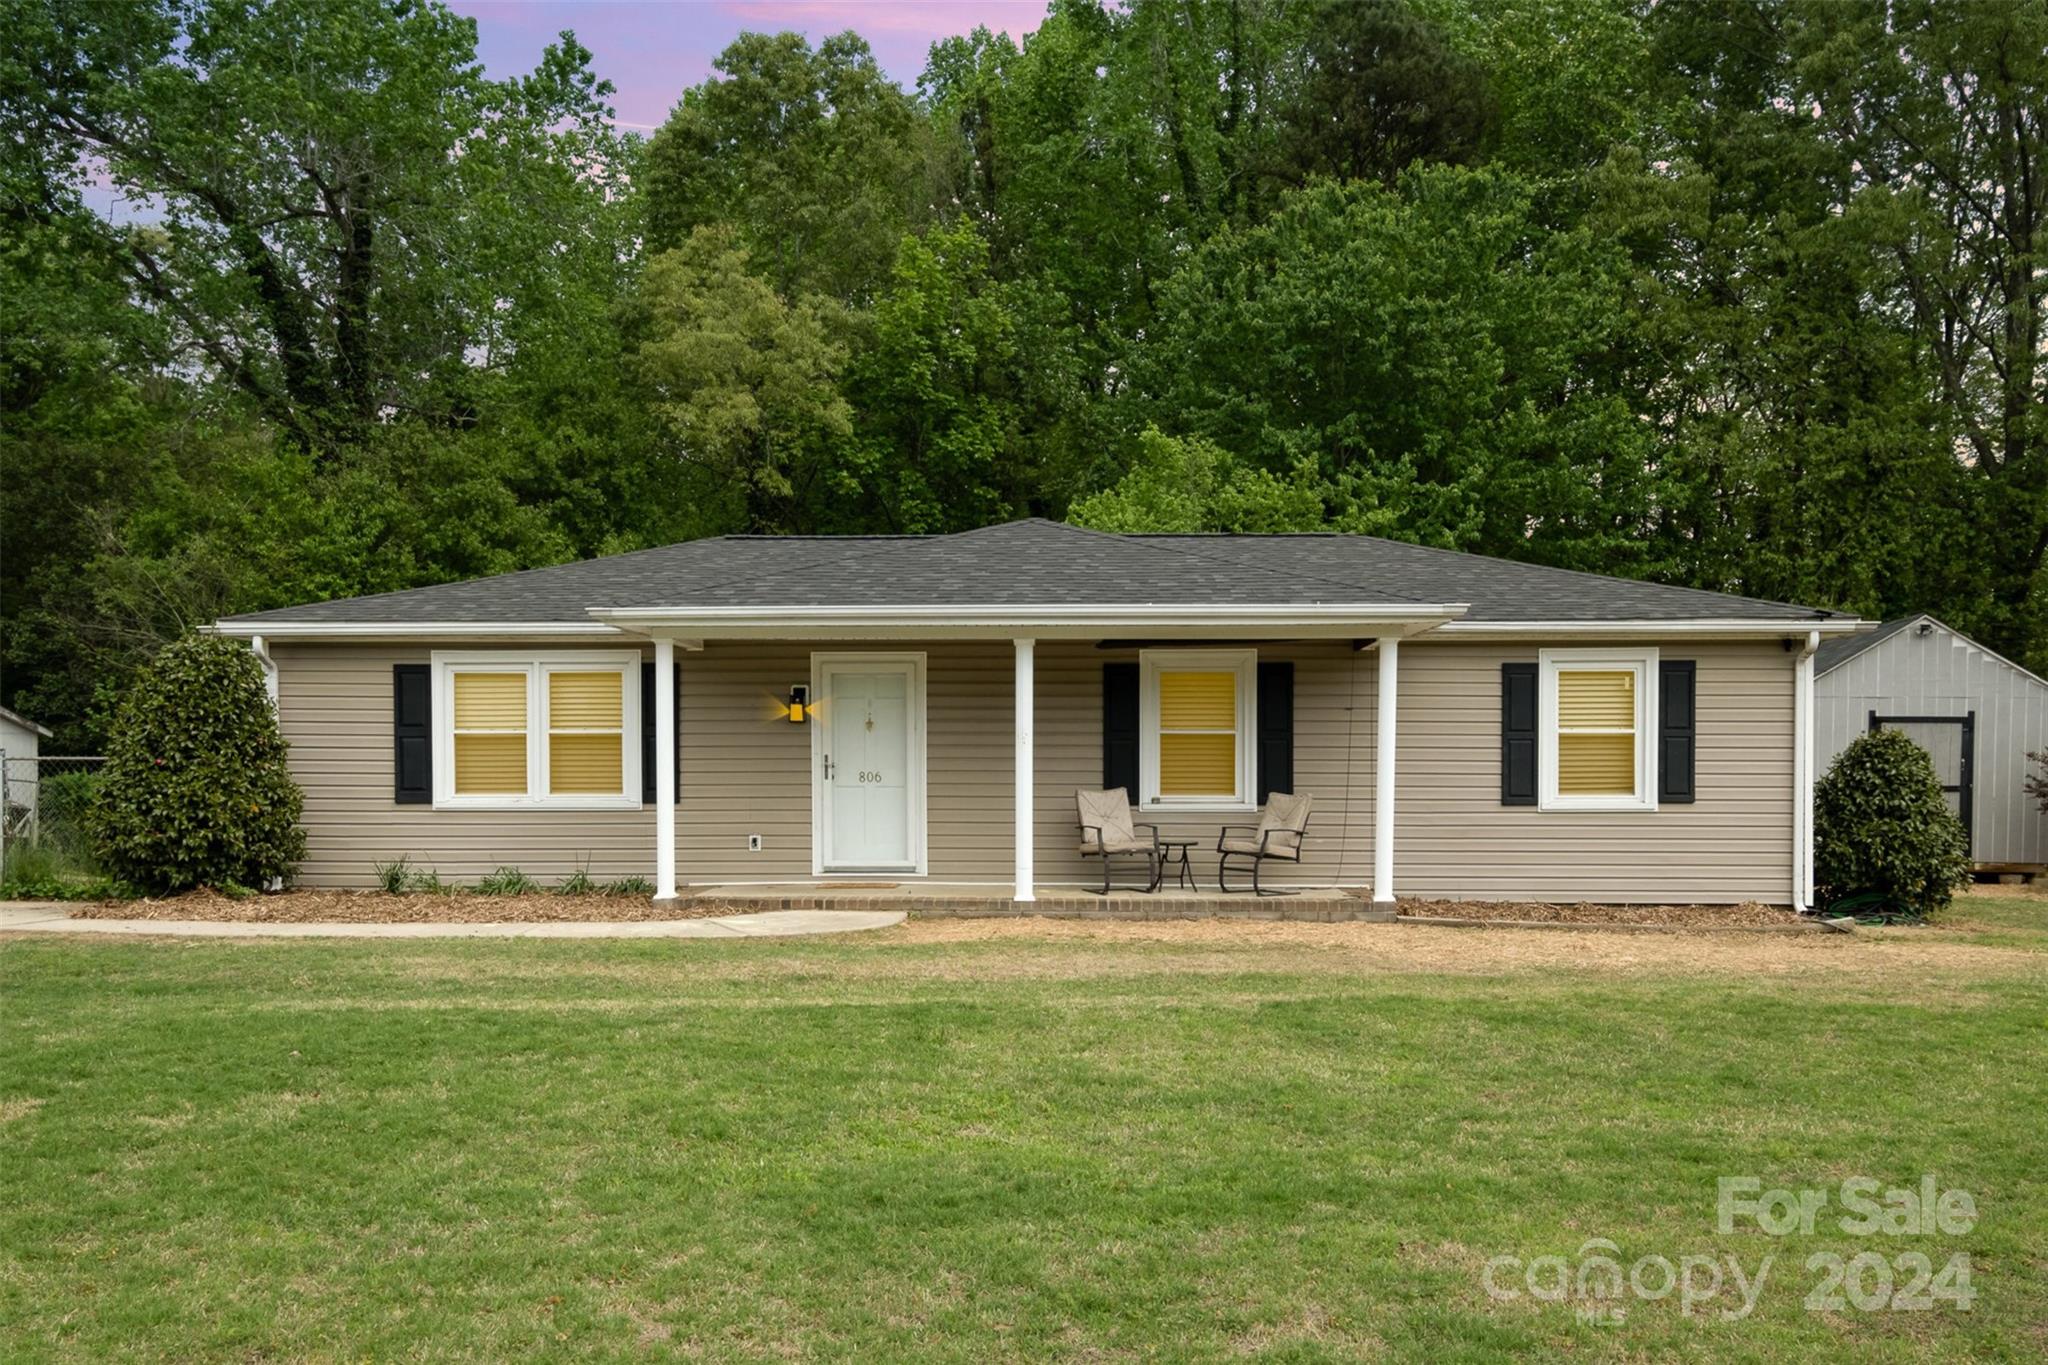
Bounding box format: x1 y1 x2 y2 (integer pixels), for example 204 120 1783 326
1814 615 2048 872
0 703 53 862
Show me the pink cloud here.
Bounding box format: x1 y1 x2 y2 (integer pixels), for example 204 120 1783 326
451 1 1047 131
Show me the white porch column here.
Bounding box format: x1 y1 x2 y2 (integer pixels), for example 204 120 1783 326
654 637 678 902
1374 636 1399 904
1793 630 1818 911
1014 637 1035 902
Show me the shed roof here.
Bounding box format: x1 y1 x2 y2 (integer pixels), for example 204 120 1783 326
0 705 53 738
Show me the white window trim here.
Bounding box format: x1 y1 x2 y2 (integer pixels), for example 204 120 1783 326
1139 648 1258 813
1539 646 1658 813
430 650 642 810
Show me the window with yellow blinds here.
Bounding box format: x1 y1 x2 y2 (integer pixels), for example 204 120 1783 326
452 671 529 795
1157 671 1238 797
546 670 624 794
431 652 641 808
1555 670 1636 796
1141 649 1256 808
1539 650 1657 811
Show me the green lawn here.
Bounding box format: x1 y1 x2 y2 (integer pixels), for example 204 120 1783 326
3 905 2045 1361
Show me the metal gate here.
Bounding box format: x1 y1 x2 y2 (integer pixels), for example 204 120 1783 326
1868 711 1975 858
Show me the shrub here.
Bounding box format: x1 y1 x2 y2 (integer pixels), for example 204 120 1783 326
1814 729 1972 918
557 865 596 895
476 866 538 895
89 635 306 894
2026 750 2047 814
602 875 654 897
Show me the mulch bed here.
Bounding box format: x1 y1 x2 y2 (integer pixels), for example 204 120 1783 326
1396 899 1802 928
69 890 728 924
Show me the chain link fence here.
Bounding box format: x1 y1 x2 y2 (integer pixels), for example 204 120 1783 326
2 755 105 867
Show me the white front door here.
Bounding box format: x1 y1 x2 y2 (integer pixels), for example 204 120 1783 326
815 654 925 873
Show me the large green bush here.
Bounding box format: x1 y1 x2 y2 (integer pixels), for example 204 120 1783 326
90 635 305 893
1813 729 1971 918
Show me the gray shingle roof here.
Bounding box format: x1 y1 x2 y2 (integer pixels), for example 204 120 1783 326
1814 615 1929 674
217 518 1849 628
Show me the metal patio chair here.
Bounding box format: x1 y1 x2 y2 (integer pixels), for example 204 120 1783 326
1075 787 1162 894
1216 792 1312 896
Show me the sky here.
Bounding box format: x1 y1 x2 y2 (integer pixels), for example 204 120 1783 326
449 1 1049 131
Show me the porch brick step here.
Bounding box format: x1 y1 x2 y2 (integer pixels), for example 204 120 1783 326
682 892 1396 923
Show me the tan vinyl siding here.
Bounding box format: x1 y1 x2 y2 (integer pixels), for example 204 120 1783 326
273 643 655 887
1395 641 1793 903
274 636 1795 902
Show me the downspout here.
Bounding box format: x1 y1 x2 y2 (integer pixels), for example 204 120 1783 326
250 635 279 708
1793 630 1819 912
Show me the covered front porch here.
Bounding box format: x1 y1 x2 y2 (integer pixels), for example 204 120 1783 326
624 615 1432 907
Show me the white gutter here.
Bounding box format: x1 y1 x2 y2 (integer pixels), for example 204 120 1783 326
1793 629 1820 911
1437 618 1868 639
210 621 624 640
249 635 279 706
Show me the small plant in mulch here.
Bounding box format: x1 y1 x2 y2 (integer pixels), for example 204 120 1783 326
1814 730 1972 921
602 876 654 897
556 866 597 895
475 866 540 895
374 856 414 894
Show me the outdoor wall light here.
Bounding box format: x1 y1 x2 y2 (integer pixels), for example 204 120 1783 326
788 684 810 723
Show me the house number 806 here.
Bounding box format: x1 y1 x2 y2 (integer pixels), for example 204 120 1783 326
858 771 883 783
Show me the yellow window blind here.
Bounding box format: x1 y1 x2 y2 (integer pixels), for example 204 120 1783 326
1157 670 1237 797
1558 733 1637 795
547 670 623 794
548 671 622 729
453 672 527 729
1159 671 1237 730
452 671 529 795
1557 669 1634 729
1160 732 1236 796
1555 669 1636 797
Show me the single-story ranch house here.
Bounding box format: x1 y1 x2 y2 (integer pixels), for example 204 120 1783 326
214 519 1864 906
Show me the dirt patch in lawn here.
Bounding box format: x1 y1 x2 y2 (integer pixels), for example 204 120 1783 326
68 890 727 923
1396 899 1798 927
881 916 2047 985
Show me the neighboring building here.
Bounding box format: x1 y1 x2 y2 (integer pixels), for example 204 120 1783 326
0 704 53 859
1815 615 2048 871
214 519 1865 905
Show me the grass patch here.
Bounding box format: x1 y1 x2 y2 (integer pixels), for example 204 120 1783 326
2 927 2043 1360
1923 892 2048 951
0 840 119 902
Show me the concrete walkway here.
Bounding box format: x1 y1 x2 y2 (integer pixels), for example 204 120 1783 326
0 903 904 940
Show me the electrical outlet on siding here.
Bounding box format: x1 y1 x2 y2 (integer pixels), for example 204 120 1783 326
747 834 762 852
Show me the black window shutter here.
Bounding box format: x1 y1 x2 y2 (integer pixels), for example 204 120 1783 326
639 662 676 803
1102 662 1140 799
1501 662 1538 806
1256 660 1294 802
1659 660 1697 804
393 664 432 804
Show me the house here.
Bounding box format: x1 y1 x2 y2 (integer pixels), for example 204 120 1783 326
1815 615 2048 873
212 519 1864 906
